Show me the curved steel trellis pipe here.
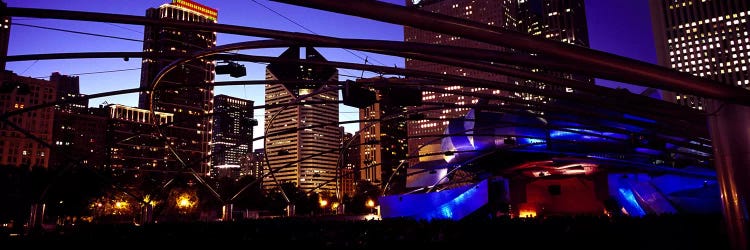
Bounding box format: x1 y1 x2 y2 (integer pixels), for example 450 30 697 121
271 0 750 106
5 49 708 137
6 6 750 104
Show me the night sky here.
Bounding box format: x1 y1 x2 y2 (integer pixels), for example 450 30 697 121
5 0 658 149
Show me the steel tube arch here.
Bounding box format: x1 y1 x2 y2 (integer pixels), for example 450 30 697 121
271 0 750 106
5 49 707 136
6 6 750 105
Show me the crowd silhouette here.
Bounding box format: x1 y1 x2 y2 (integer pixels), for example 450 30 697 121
9 213 728 249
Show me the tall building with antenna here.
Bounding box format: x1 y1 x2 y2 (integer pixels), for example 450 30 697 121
138 0 218 173
264 47 341 194
1 1 10 72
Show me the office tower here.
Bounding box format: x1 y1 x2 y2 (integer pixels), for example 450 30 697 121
264 47 340 194
340 129 359 198
241 149 265 182
49 109 107 170
50 72 87 112
49 72 106 170
103 104 175 182
518 0 589 47
138 0 217 173
405 0 517 162
0 71 56 168
357 78 409 193
517 0 592 100
1 2 10 72
650 0 750 109
211 95 255 175
405 0 591 164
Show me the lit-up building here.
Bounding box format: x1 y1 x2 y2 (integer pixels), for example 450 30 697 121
49 109 107 170
241 149 265 182
50 72 87 112
405 0 517 163
405 0 590 164
517 0 592 100
358 78 409 193
0 71 56 168
211 95 254 174
49 72 106 170
139 0 217 173
264 47 340 194
650 0 750 109
1 2 10 72
340 129 359 198
103 104 175 182
519 0 589 47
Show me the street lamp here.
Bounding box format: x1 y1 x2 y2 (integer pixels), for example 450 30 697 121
319 199 329 208
366 199 375 214
319 199 328 216
176 193 196 211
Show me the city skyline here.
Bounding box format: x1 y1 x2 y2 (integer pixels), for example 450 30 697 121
6 0 657 151
3 1 750 244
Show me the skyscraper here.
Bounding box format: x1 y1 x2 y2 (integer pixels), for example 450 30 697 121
211 94 254 173
358 77 409 193
241 148 265 182
0 71 56 169
50 72 87 112
405 0 517 162
650 0 749 109
405 0 591 163
49 109 107 171
100 104 179 172
49 72 105 171
264 47 340 194
519 0 589 47
517 0 592 100
139 0 217 173
1 2 10 72
340 129 359 198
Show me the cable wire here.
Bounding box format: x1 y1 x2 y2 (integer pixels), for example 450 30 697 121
14 22 143 42
31 67 141 79
20 60 38 75
106 23 143 34
248 0 389 70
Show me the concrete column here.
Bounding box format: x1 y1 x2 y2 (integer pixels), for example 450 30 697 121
706 100 750 250
286 204 295 217
28 203 45 231
140 204 153 225
222 204 233 222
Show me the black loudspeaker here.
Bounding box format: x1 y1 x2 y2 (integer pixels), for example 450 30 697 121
383 86 422 106
343 80 377 109
548 185 561 196
216 61 247 78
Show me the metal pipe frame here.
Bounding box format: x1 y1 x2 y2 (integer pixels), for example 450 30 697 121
5 5 750 104
269 0 750 105
5 49 708 138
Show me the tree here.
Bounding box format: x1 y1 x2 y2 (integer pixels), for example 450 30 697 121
347 181 382 215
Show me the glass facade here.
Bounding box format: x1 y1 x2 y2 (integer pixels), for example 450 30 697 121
264 47 341 194
139 0 217 173
651 0 750 110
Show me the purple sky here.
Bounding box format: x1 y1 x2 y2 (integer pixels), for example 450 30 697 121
5 0 658 149
585 0 655 94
